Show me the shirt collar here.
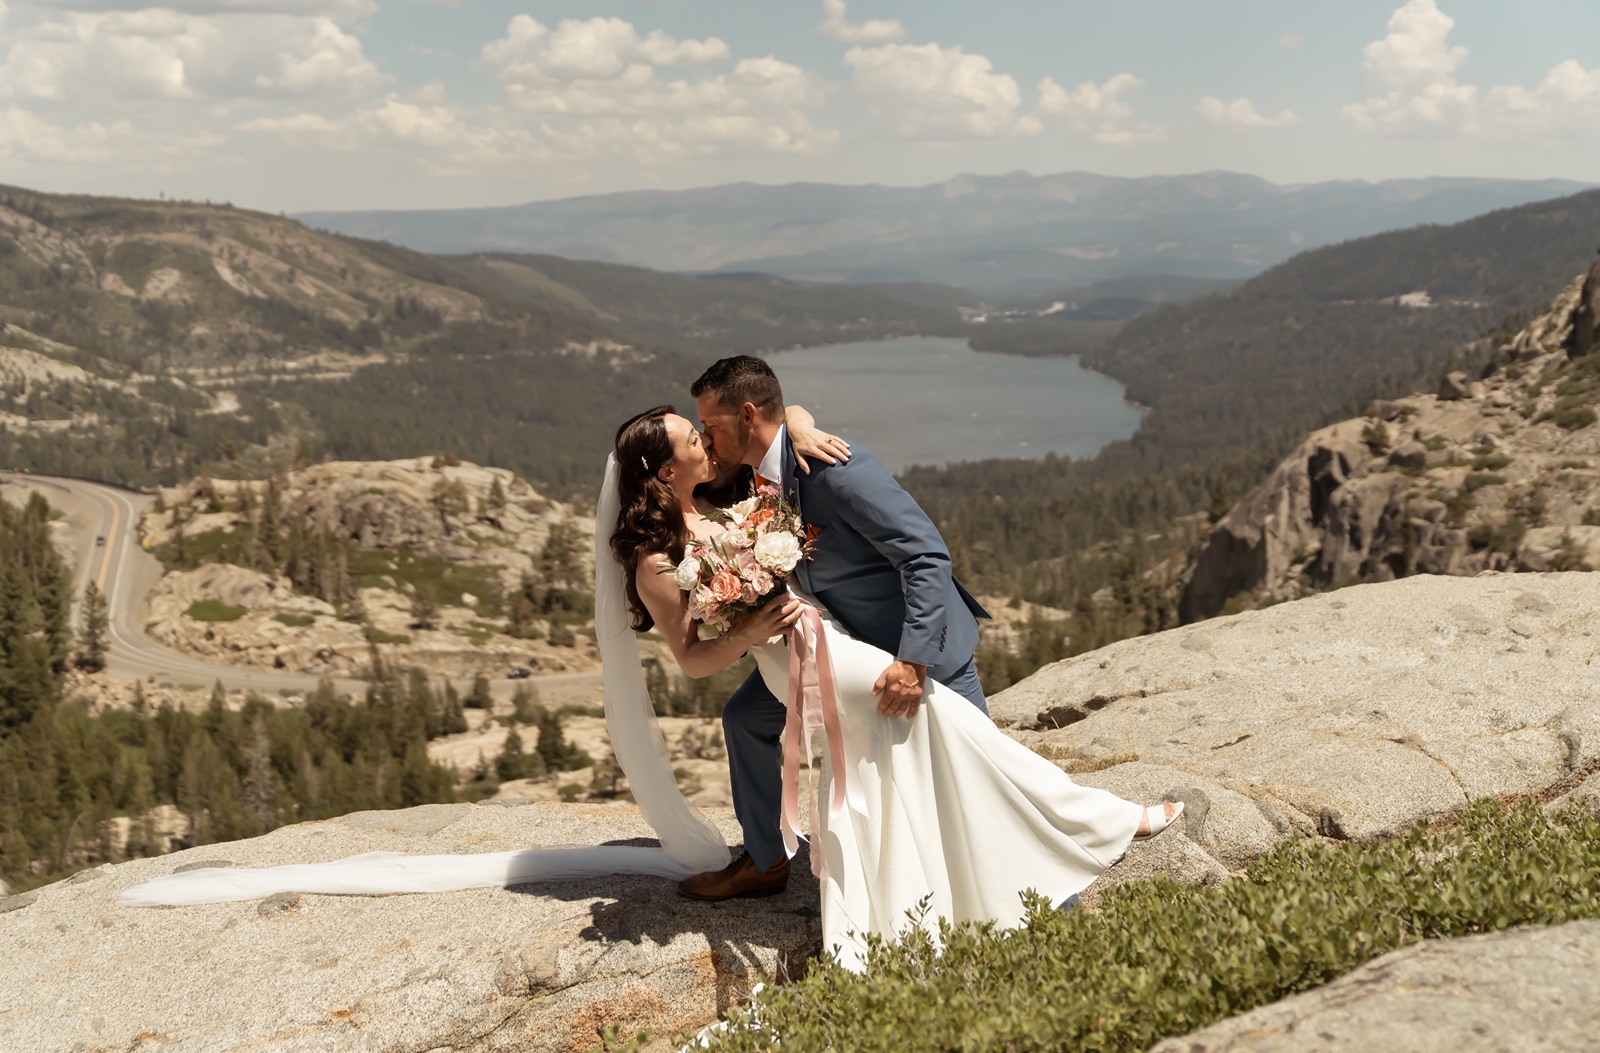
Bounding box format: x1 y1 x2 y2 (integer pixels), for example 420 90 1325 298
756 423 786 487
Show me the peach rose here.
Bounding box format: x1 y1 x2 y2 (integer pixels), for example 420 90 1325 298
708 568 742 605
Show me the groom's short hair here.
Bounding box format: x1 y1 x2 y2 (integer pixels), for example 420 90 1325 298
691 356 784 421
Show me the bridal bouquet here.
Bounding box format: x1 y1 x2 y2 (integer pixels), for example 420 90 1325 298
664 485 812 633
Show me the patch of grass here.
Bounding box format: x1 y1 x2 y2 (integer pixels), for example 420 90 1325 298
363 626 412 645
1472 453 1512 471
186 599 246 622
273 612 315 628
349 545 506 617
697 799 1600 1053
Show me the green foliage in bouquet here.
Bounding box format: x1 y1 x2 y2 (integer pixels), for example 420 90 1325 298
695 798 1600 1052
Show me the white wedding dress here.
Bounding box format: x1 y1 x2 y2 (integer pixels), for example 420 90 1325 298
747 602 1142 971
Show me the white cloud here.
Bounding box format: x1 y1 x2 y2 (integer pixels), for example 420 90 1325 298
1037 72 1164 144
253 18 383 96
1485 59 1600 135
1341 0 1476 133
0 9 383 103
240 92 546 170
55 0 377 17
0 105 222 165
482 16 728 86
480 15 832 157
1196 96 1299 130
816 0 904 45
846 42 1039 138
1279 32 1305 50
1344 0 1600 140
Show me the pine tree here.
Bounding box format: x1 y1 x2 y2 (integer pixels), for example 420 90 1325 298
78 582 108 672
495 726 529 783
242 714 277 832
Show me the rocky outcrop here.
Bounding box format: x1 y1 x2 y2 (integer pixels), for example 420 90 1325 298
1150 920 1600 1052
0 802 821 1053
994 573 1600 871
1182 272 1600 622
140 458 600 679
1570 249 1600 357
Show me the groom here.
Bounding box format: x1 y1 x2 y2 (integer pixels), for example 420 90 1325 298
680 355 990 900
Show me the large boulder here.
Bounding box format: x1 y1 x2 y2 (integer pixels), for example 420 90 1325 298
1571 250 1600 357
997 573 1600 857
0 802 820 1052
1149 920 1600 1052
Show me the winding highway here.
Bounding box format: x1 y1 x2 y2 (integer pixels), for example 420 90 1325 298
0 472 602 705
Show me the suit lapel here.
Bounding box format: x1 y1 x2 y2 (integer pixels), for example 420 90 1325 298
780 434 812 593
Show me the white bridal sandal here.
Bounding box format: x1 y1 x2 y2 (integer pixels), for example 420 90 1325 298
1134 801 1184 840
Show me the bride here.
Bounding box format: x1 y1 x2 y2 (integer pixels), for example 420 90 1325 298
611 405 1180 971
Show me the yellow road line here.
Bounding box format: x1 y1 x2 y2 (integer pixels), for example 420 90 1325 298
95 486 119 595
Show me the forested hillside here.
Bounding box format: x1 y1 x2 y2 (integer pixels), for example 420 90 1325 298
0 489 470 892
0 184 953 494
904 191 1600 663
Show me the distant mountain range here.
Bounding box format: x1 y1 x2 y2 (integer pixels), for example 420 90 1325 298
295 171 1593 294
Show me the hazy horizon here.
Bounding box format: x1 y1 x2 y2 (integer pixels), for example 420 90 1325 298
0 1 1595 215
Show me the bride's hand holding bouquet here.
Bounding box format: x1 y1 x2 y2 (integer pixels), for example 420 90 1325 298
664 484 813 643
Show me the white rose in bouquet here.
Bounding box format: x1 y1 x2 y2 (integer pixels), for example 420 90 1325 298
730 496 761 520
673 556 703 591
753 531 803 573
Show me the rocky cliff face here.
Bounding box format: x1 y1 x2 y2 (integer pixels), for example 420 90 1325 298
141 457 599 679
1183 266 1600 621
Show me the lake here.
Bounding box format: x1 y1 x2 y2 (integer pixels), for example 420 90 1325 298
766 336 1143 472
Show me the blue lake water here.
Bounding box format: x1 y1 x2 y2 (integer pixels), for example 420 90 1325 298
766 336 1143 473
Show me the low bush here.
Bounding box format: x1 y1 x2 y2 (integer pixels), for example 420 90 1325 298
186 599 246 622
698 799 1600 1052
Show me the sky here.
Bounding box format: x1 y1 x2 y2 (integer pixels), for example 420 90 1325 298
0 0 1596 213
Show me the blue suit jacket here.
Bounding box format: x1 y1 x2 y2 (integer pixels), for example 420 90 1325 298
781 435 988 678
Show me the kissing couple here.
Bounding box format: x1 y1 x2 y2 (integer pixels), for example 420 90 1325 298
122 356 1182 973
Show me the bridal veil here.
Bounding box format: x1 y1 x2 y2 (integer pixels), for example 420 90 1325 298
119 454 728 907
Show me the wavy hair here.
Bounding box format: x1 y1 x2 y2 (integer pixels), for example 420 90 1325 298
610 405 688 631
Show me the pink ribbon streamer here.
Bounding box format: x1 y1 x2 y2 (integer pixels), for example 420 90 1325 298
780 603 852 878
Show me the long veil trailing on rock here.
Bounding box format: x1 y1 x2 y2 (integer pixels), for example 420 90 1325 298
119 455 729 908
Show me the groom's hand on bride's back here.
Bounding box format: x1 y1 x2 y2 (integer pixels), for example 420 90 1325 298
873 660 927 719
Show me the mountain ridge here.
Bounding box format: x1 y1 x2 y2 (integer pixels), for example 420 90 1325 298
295 171 1593 293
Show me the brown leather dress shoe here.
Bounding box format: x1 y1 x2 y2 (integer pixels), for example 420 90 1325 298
678 851 790 901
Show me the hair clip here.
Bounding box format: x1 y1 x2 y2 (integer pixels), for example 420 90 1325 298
640 456 650 472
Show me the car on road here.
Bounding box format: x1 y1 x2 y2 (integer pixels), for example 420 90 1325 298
95 536 106 546
508 667 532 680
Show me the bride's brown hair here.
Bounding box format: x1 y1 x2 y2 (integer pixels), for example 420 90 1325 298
610 405 689 631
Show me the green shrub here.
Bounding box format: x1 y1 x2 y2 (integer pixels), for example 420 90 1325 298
186 599 246 622
1461 472 1506 493
1468 515 1527 553
363 626 411 645
698 799 1600 1053
1552 405 1598 432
